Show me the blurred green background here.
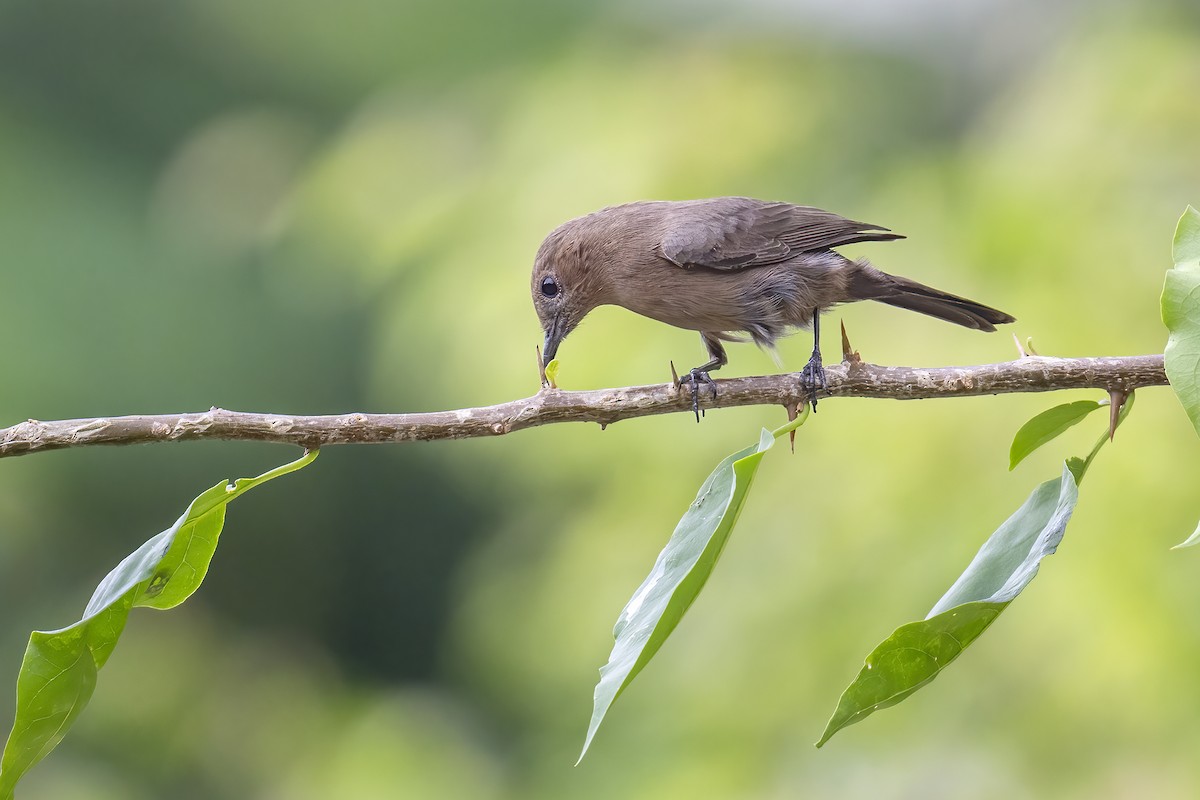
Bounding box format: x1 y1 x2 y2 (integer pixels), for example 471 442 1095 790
2 0 1200 797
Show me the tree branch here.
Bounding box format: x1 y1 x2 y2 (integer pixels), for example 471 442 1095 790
0 354 1167 458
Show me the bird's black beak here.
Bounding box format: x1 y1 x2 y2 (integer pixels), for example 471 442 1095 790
542 314 565 367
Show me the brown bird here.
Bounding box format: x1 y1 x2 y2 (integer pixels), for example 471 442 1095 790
531 197 1015 419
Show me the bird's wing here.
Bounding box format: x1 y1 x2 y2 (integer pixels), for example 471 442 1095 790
656 200 904 271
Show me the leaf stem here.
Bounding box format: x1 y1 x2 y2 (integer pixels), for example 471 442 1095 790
771 405 812 439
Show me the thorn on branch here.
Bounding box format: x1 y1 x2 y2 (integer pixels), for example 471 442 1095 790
1107 388 1128 441
1013 336 1041 358
784 403 798 453
840 321 860 364
787 402 809 454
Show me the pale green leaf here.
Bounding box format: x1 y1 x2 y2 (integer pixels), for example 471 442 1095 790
1163 205 1200 438
1009 400 1102 470
1171 521 1200 550
0 450 318 798
1173 205 1200 271
1065 456 1087 485
818 464 1078 747
820 391 1137 746
579 410 810 762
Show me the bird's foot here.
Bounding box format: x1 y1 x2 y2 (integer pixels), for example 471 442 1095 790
683 368 718 423
800 352 826 411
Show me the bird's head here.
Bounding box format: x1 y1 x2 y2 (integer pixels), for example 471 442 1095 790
531 220 608 367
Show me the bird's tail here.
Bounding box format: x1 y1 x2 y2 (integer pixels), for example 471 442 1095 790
849 265 1015 332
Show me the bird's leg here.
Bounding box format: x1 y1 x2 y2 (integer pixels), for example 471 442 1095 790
681 333 727 423
800 308 827 411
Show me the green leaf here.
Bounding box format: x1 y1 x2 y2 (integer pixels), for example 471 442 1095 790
544 358 560 388
1065 456 1087 485
817 463 1079 747
1162 206 1200 438
1009 400 1103 470
0 449 318 798
1174 205 1200 271
1171 520 1200 550
579 410 810 762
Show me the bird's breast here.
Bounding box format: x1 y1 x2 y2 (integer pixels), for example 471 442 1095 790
610 261 822 338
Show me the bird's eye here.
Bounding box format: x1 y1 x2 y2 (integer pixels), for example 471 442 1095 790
540 276 559 298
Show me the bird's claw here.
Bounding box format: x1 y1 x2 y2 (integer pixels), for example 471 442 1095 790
800 353 826 411
684 368 718 423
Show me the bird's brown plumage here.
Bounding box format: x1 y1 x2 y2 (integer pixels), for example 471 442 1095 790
531 197 1014 375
